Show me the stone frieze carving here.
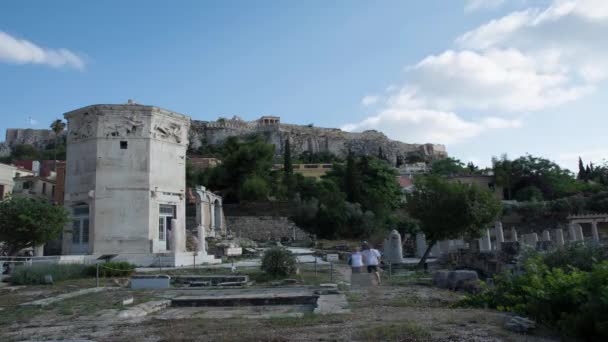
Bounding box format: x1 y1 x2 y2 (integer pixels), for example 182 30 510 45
153 120 183 143
103 115 145 138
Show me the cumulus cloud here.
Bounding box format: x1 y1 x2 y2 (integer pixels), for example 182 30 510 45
0 31 85 70
343 90 521 144
406 49 592 112
464 0 506 12
343 0 607 146
361 95 379 106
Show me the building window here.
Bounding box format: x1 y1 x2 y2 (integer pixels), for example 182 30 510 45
120 141 128 149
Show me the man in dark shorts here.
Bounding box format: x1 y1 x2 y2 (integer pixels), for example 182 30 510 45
361 242 382 285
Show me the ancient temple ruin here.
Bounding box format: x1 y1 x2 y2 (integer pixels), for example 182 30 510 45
61 103 221 266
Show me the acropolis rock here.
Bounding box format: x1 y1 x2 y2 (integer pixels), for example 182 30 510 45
189 116 447 165
4 115 448 166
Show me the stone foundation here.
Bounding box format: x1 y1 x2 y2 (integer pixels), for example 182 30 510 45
226 216 309 241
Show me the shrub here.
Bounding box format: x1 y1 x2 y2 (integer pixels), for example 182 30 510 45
87 261 136 277
458 258 608 340
543 244 608 272
10 263 91 285
260 247 297 278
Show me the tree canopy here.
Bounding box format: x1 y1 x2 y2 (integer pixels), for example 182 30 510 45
406 176 501 266
0 197 69 255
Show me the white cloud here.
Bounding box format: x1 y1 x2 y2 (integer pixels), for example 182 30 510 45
361 95 379 106
406 48 591 112
0 31 85 70
343 90 522 145
345 0 607 147
457 0 608 83
27 117 38 126
464 0 505 12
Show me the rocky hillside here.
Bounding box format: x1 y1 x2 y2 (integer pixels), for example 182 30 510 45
3 116 448 165
190 116 447 166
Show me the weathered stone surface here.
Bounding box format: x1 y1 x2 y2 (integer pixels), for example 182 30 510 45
4 128 62 148
226 216 309 241
433 270 450 288
0 143 10 157
5 116 448 166
189 117 447 166
504 315 536 333
447 270 479 290
118 300 171 318
434 270 479 290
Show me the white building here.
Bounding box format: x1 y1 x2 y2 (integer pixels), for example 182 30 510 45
61 103 218 266
0 163 35 201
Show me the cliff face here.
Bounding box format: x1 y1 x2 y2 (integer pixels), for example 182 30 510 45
189 117 447 165
4 116 448 165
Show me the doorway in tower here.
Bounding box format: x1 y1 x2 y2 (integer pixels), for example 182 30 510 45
159 204 176 251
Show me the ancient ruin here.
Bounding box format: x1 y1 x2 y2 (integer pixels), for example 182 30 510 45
61 103 222 266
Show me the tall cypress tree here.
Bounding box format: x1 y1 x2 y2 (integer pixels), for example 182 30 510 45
283 139 294 198
345 150 361 203
578 157 586 180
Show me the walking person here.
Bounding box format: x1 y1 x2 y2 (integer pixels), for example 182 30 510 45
361 241 382 285
348 247 364 274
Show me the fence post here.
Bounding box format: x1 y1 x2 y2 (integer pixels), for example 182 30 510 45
314 256 317 277
96 263 99 288
193 253 196 269
389 262 392 279
159 255 162 272
330 262 333 282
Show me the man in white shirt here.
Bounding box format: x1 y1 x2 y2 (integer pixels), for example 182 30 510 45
361 242 382 285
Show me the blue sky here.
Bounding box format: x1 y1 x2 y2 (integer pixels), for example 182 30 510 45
1 0 606 171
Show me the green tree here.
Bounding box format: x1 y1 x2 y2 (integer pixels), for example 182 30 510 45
49 119 66 169
11 144 39 160
0 197 69 255
207 136 275 202
493 154 514 200
241 175 271 201
282 139 295 199
578 157 587 181
344 151 361 203
430 157 466 176
406 176 501 267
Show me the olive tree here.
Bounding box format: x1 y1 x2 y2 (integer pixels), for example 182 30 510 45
406 176 501 267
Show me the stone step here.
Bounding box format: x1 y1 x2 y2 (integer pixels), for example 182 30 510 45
171 294 318 307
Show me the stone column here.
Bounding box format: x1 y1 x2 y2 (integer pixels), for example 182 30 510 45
415 233 427 258
430 243 441 257
171 219 185 253
384 230 404 264
524 233 538 247
495 222 505 251
591 221 600 242
575 224 585 242
480 229 491 251
510 227 518 242
553 228 565 246
568 224 578 241
542 230 551 241
197 224 206 254
34 244 44 257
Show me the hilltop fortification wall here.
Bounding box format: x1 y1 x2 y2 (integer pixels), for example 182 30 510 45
189 116 447 166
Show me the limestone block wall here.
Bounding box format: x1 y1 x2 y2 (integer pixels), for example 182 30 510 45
225 216 309 241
